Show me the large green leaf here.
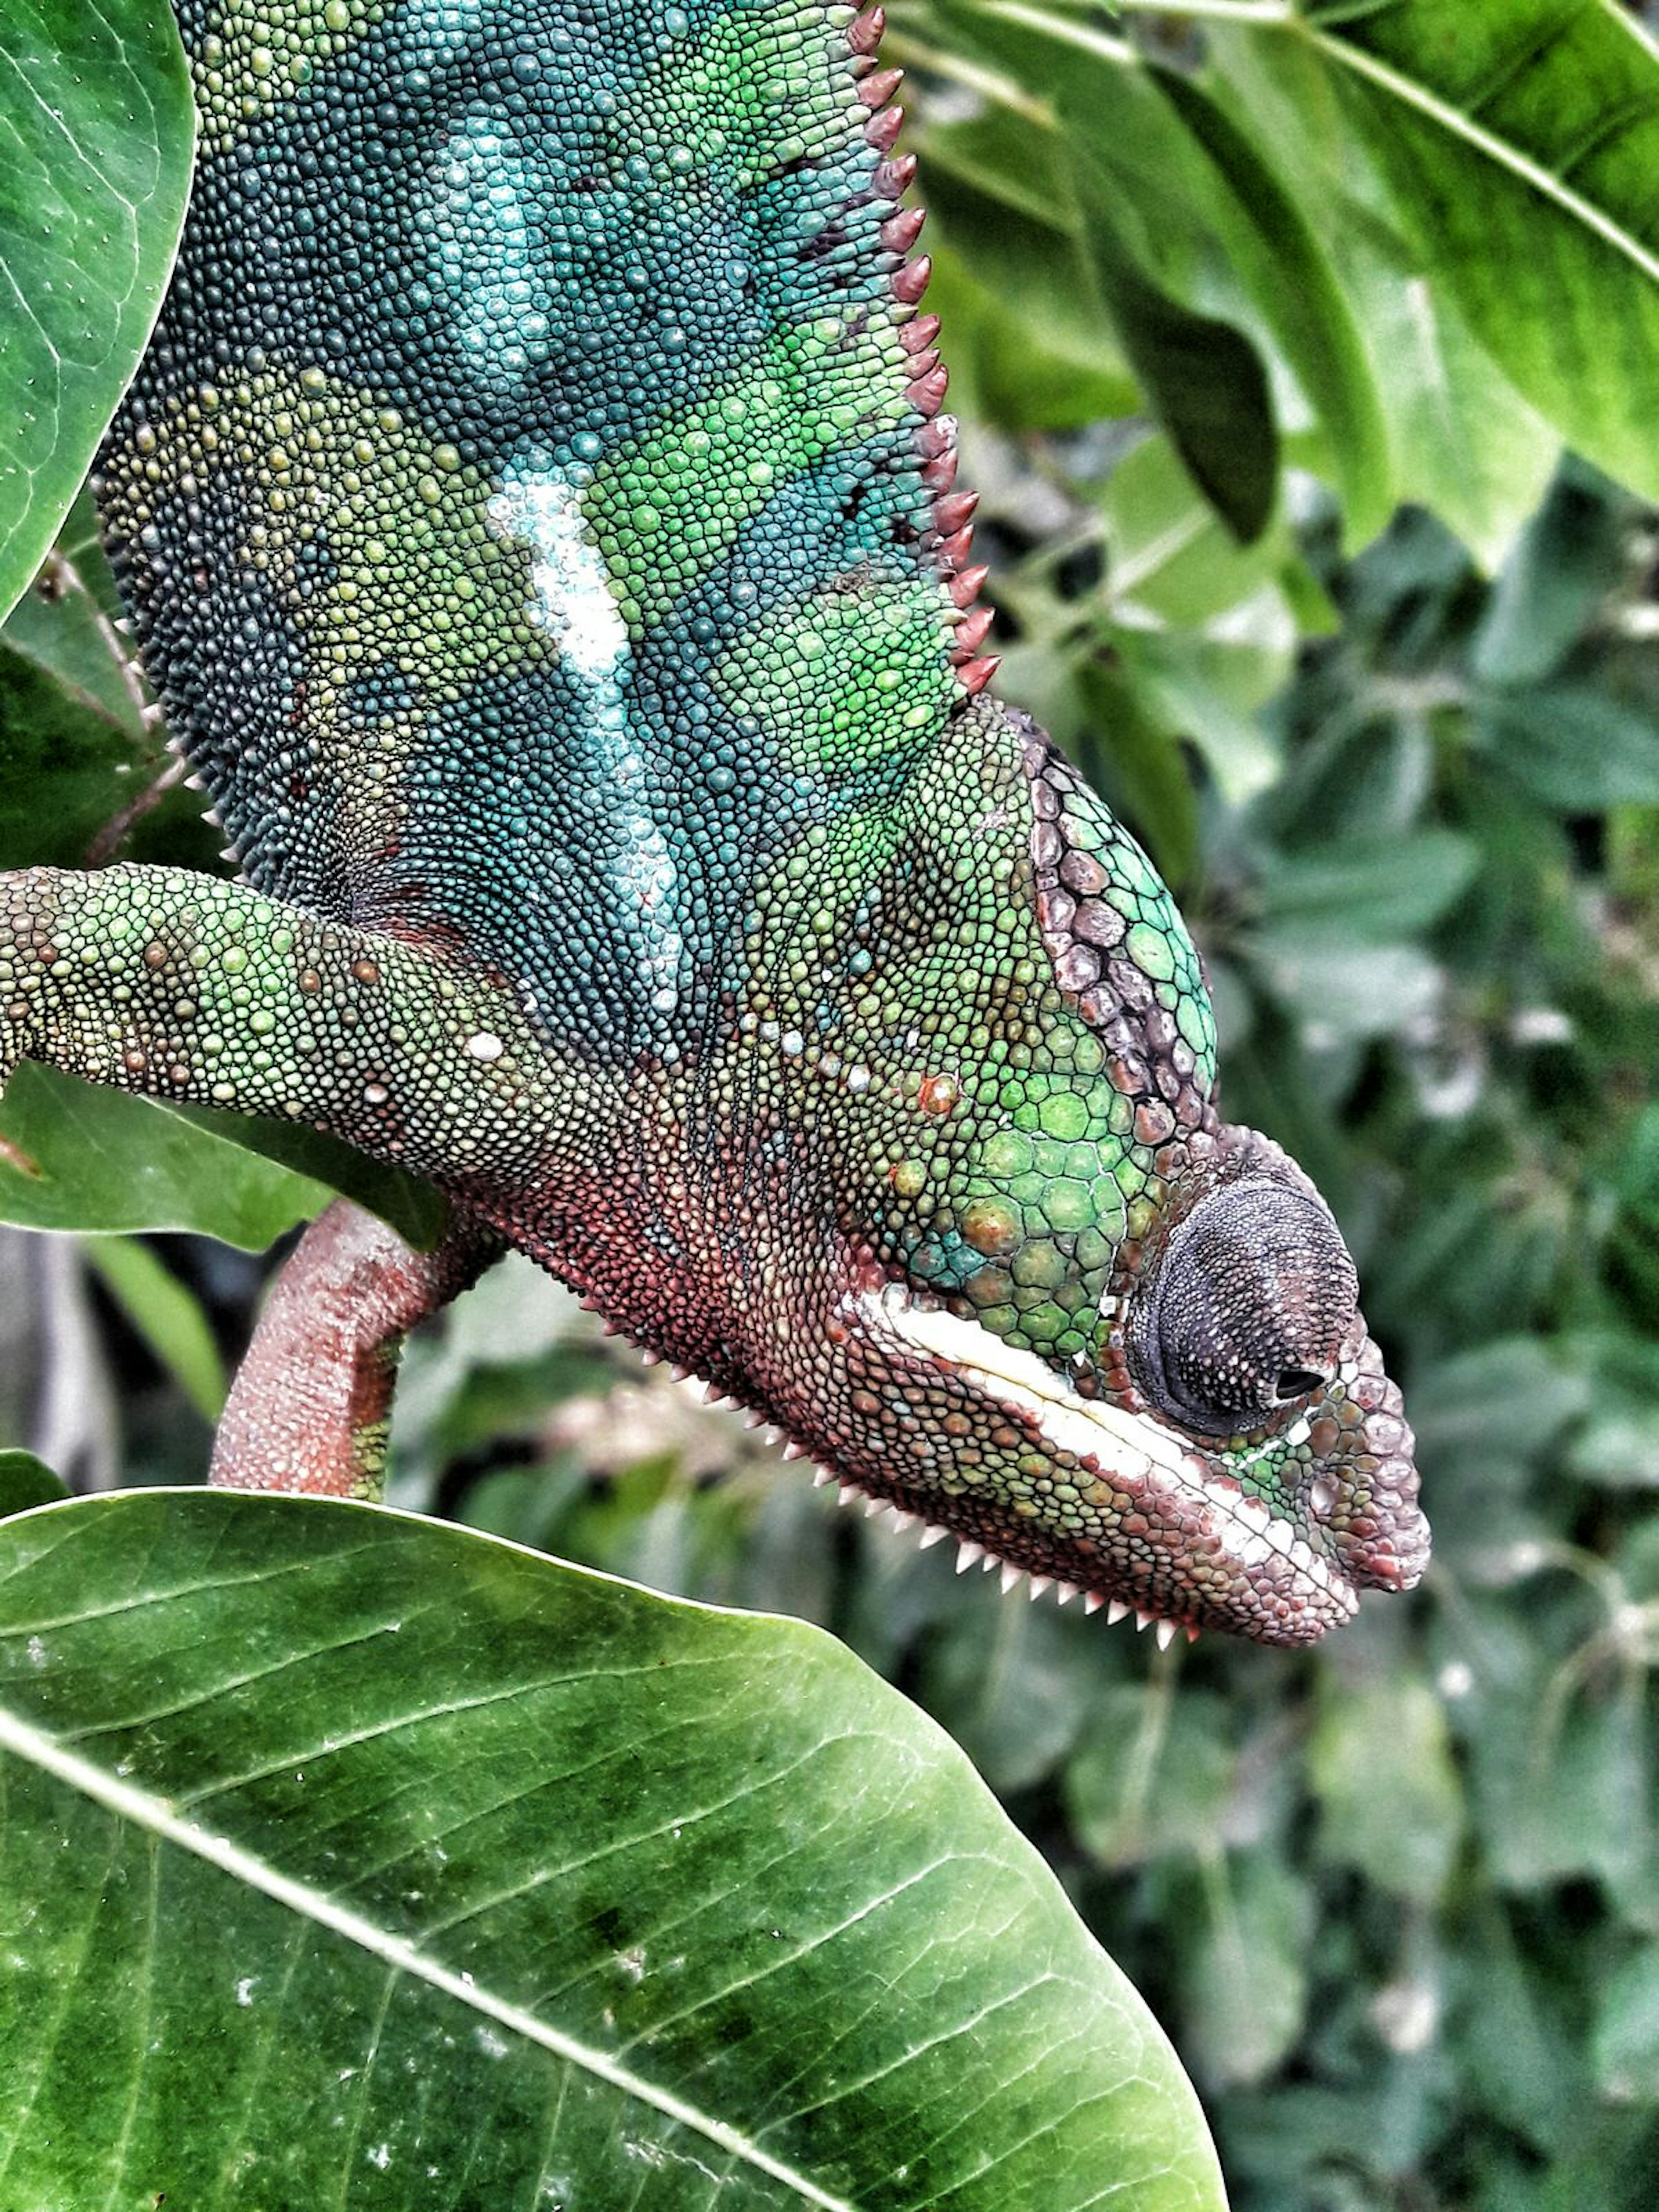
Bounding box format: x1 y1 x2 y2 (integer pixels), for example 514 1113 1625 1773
0 1451 67 1517
0 1061 332 1245
0 1 194 620
1150 65 1391 547
0 1061 447 1248
1294 0 1659 505
0 1490 1227 2209
1168 15 1563 564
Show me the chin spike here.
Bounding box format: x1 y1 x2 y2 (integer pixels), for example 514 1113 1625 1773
782 1441 809 1462
639 1349 661 1367
1155 1619 1178 1651
956 1540 984 1574
811 1465 834 1488
1028 1576 1053 1601
918 1524 947 1550
889 1507 918 1532
1135 1609 1154 1634
862 1493 887 1519
1106 1598 1130 1625
1185 1624 1202 1644
837 1480 860 1506
999 1562 1021 1595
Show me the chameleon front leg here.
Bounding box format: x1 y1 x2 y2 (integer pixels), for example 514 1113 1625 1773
0 863 547 1175
212 1198 502 1498
1 862 554 1494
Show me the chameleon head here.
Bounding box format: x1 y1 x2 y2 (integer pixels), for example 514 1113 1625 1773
825 1120 1427 1649
743 718 1428 1649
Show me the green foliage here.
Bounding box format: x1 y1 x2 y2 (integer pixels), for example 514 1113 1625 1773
0 1487 1224 2212
0 0 193 619
3 2 1659 2206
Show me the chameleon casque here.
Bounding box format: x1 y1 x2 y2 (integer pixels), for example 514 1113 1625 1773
0 0 1429 1646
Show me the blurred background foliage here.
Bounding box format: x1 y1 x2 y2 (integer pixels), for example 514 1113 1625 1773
2 2 1657 2206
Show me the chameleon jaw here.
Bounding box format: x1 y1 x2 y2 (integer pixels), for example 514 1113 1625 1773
856 1284 1364 1639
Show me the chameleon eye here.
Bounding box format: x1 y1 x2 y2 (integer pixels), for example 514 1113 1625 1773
1134 1179 1358 1438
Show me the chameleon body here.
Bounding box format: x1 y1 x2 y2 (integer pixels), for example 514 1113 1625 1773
0 0 1428 1644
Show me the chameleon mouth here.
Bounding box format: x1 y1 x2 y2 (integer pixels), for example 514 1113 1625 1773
858 1284 1361 1623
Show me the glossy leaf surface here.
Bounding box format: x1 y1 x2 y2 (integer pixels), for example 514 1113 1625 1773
0 1490 1227 2210
0 0 193 619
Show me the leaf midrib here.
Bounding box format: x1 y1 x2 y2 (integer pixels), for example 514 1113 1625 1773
1298 11 1659 291
1020 0 1659 290
0 1702 861 2211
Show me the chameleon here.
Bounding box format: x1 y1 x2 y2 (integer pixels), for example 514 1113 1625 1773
0 0 1428 1647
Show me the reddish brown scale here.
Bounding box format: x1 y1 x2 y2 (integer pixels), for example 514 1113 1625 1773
881 207 926 254
854 16 995 704
953 607 994 656
848 3 886 54
866 102 905 153
892 251 931 304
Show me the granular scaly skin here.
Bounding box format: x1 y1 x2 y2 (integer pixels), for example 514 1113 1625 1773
0 0 1429 1644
